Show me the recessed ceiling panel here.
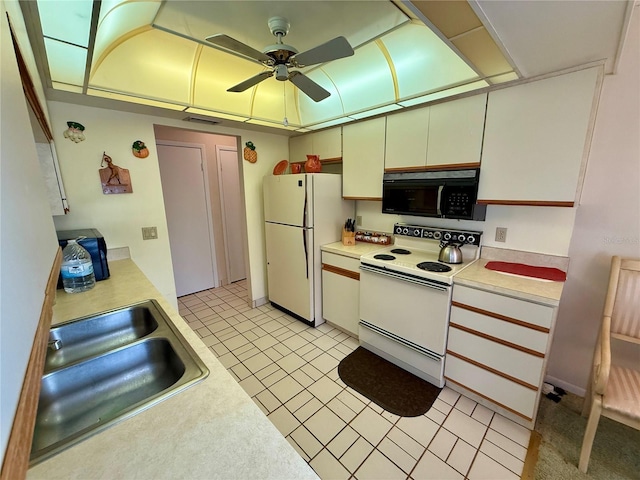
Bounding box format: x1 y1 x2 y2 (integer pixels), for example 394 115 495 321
381 22 480 101
38 0 92 47
251 81 301 126
295 70 345 127
90 30 195 104
44 38 87 86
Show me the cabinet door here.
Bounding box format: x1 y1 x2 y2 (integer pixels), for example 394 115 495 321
426 94 486 168
289 134 313 164
313 127 342 161
343 117 386 199
36 141 68 216
478 67 599 205
384 107 429 170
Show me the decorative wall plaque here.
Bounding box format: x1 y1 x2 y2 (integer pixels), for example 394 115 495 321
99 152 132 194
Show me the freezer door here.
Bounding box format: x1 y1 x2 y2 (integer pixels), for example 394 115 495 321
263 174 311 227
265 222 314 321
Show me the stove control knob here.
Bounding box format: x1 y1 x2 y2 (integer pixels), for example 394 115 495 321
457 234 466 243
402 228 409 235
414 229 421 236
395 226 403 235
424 231 432 238
433 231 442 239
443 232 452 241
466 235 476 244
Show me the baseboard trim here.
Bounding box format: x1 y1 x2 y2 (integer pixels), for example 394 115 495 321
544 374 586 397
1 247 61 480
521 430 542 479
252 296 269 308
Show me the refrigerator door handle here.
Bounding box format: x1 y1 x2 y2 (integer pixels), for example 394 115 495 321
303 228 309 279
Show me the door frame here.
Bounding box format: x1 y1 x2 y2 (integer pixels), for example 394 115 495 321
156 140 220 288
215 145 245 283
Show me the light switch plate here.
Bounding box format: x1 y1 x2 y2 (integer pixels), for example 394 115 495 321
142 226 158 240
356 215 362 226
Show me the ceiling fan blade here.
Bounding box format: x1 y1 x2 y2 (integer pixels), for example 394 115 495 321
205 34 271 63
228 71 274 92
288 71 330 102
291 36 354 67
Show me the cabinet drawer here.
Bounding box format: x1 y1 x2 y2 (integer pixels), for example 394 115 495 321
447 326 544 388
445 355 537 420
321 252 360 273
453 284 554 329
450 305 549 354
322 270 359 336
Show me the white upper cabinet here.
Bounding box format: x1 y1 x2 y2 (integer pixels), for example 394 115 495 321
384 107 430 170
289 127 342 164
36 141 68 216
427 94 486 168
478 67 600 205
343 117 386 199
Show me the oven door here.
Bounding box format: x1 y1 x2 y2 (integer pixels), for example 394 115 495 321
359 264 451 356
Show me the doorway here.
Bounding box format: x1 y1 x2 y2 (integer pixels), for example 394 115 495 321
157 142 218 297
216 146 246 283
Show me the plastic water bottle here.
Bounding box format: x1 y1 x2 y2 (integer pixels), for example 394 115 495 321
61 239 96 293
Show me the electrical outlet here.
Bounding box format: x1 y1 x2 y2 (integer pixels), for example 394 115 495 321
356 215 362 226
142 226 158 240
495 227 507 243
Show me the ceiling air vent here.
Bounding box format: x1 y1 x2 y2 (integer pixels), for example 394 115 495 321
183 114 222 125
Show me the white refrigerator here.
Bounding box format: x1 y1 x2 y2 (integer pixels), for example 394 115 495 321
264 173 354 326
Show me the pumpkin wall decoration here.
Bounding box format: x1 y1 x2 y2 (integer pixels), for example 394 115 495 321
132 140 149 158
243 141 257 163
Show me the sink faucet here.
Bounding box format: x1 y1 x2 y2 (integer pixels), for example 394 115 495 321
48 339 62 351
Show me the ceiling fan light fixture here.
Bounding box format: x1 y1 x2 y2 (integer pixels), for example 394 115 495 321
274 64 289 81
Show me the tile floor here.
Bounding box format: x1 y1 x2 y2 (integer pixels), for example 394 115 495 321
178 281 532 480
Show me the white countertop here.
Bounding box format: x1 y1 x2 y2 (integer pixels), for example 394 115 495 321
321 241 389 259
27 259 318 480
453 258 564 306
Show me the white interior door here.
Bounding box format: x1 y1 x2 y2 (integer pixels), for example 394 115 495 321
157 143 217 296
216 146 246 283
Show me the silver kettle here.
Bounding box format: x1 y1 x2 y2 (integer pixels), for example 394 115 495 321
438 241 463 264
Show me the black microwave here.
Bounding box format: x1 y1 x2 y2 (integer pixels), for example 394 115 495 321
382 168 486 221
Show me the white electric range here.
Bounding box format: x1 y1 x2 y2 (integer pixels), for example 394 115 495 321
358 223 482 387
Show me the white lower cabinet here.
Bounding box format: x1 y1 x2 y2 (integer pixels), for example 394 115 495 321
445 284 557 428
321 251 360 336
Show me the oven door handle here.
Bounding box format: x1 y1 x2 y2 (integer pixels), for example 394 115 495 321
436 185 444 216
359 264 449 291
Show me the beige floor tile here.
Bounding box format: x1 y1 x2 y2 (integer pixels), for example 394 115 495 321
291 369 315 388
479 438 524 476
287 437 310 462
412 450 464 480
341 437 374 473
287 320 309 333
386 426 425 460
290 425 323 459
268 405 300 437
327 425 359 458
260 368 288 387
438 387 461 406
489 414 531 448
447 439 476 476
310 449 350 480
238 375 265 397
454 395 477 416
396 414 439 447
428 427 457 461
425 405 447 425
223 333 250 351
285 389 314 414
312 335 340 351
254 362 279 380
296 342 317 357
471 403 494 426
252 397 269 416
273 343 293 357
242 330 259 342
270 376 304 403
282 334 309 351
327 397 359 423
294 397 324 423
208 343 227 357
467 452 519 480
235 345 261 362
302 346 324 362
354 449 406 480
300 363 323 381
304 406 347 444
261 319 284 333
336 389 367 414
216 352 239 369
234 319 256 333
263 346 284 362
277 352 307 373
255 389 281 413
377 437 418 474
442 409 487 448
484 429 527 461
308 376 343 404
200 334 219 347
253 334 279 351
243 352 274 373
351 407 393 446
313 352 340 374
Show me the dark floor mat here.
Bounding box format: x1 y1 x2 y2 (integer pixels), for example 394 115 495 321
338 347 442 417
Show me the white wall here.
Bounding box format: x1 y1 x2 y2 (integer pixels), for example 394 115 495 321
546 6 640 394
0 1 59 460
48 101 288 308
153 126 237 286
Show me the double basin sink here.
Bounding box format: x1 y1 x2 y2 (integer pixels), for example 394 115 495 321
30 300 209 466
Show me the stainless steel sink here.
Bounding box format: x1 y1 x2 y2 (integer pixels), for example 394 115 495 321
30 300 209 466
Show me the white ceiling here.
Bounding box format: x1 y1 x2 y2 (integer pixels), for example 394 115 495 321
27 0 635 135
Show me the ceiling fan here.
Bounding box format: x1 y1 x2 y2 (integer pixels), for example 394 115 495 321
205 16 354 102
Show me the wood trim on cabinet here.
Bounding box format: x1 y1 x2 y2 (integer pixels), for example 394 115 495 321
451 301 551 334
476 199 574 207
445 376 533 421
1 248 62 480
447 350 538 391
320 157 343 164
449 322 545 358
343 197 383 201
322 263 359 281
384 162 481 173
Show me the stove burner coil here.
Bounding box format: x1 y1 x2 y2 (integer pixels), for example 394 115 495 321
390 248 411 255
416 261 452 272
373 254 396 261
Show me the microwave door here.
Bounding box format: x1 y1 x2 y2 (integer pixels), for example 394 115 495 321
436 185 444 216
